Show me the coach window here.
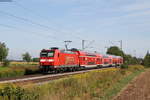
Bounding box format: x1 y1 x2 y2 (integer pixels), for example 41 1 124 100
85 57 87 61
101 58 103 62
97 58 100 62
82 57 85 61
47 51 55 57
109 59 112 63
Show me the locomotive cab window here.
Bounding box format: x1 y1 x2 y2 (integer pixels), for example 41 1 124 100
47 52 54 57
40 52 47 57
40 51 55 57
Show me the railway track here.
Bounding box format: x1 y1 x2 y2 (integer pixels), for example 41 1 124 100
0 67 117 85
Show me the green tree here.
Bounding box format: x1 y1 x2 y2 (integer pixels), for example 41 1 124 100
107 46 124 57
107 46 140 65
122 54 140 65
143 51 150 67
3 59 10 67
0 42 9 62
22 52 32 62
137 58 144 65
123 54 132 64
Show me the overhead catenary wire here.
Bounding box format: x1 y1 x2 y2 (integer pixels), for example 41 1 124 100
0 23 61 42
0 1 124 57
0 1 95 51
84 40 95 49
0 9 76 43
0 2 100 50
12 0 84 40
12 0 51 22
0 10 58 34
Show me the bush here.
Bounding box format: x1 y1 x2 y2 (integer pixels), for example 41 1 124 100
121 64 128 69
25 66 39 75
2 59 10 67
0 84 39 100
120 69 127 75
32 58 39 62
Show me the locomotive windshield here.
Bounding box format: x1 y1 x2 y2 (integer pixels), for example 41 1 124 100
40 51 55 57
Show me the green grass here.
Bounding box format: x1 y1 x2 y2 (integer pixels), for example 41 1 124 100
0 67 9 71
0 65 146 100
102 70 144 100
0 65 39 78
36 65 145 100
0 62 39 78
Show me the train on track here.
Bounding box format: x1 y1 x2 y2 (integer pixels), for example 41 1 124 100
39 47 123 73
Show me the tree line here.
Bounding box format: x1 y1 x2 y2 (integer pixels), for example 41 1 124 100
22 52 39 62
0 42 39 66
106 46 150 67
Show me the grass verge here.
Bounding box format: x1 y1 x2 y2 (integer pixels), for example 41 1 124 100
102 69 144 100
0 65 146 100
0 65 39 78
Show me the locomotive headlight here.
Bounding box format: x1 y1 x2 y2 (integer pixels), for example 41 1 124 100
47 59 54 62
40 59 46 62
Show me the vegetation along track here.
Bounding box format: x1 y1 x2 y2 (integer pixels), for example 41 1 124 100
0 67 116 85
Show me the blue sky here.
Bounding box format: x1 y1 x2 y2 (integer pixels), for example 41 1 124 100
0 0 150 60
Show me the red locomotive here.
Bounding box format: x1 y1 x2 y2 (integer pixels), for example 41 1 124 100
39 47 123 73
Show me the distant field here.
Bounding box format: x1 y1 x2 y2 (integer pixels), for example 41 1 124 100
0 67 9 71
0 64 39 78
10 62 39 65
0 61 39 66
0 61 39 78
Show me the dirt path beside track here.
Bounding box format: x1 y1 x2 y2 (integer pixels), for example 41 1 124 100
114 69 150 100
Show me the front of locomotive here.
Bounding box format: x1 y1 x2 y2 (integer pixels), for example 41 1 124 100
39 48 58 73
